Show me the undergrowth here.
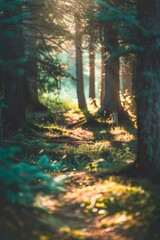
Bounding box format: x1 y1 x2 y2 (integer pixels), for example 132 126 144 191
6 99 136 173
3 98 160 240
56 141 135 172
0 147 65 240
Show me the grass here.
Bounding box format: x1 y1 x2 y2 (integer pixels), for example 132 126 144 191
4 98 160 240
36 174 160 240
55 140 135 172
6 98 136 172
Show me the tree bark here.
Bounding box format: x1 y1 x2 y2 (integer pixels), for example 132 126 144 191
97 21 126 124
75 17 88 112
3 0 25 130
25 38 47 111
24 1 47 111
136 0 160 179
89 43 96 106
100 45 106 105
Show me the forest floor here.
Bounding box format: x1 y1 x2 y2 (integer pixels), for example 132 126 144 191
6 100 160 240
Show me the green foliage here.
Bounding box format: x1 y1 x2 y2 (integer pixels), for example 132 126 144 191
37 44 72 93
0 0 26 100
0 147 63 206
0 147 65 239
57 140 135 172
40 95 79 113
97 0 140 56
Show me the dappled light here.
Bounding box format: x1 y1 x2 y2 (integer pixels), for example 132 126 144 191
110 127 135 142
1 0 160 240
37 172 160 240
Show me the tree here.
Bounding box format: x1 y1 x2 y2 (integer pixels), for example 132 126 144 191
75 15 88 112
135 0 160 179
100 44 106 105
21 0 71 112
97 20 126 124
89 41 97 106
99 0 160 179
2 0 26 130
48 0 100 114
23 0 47 111
96 0 134 124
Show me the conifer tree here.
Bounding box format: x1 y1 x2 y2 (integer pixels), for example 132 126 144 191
135 0 160 179
2 0 26 130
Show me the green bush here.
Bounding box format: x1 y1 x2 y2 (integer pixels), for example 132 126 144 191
0 147 64 239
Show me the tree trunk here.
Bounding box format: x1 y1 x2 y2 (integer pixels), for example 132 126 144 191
24 1 47 112
3 0 25 130
97 22 126 124
75 17 88 112
100 45 106 105
136 0 160 179
89 43 96 106
25 39 47 111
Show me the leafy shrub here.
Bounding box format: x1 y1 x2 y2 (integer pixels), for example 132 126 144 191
0 147 64 239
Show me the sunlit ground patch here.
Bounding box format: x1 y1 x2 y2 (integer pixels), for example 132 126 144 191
37 173 160 240
61 174 159 239
110 127 135 142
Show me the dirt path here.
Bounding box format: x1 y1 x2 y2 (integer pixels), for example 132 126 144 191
38 171 160 240
11 108 159 240
34 110 160 240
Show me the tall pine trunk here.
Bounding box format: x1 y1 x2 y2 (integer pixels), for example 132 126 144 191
89 43 96 106
25 38 47 111
3 0 25 130
75 17 88 112
24 1 47 111
136 0 160 179
97 22 126 124
100 45 106 105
